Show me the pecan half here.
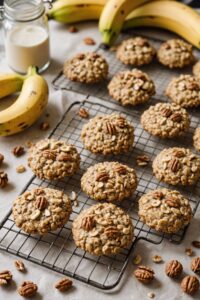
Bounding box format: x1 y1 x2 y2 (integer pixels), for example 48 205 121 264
12 146 25 157
165 260 183 278
173 150 185 158
153 191 164 199
35 196 48 211
15 260 26 272
168 158 180 172
115 117 126 128
18 281 38 297
68 26 78 33
134 266 155 283
170 112 182 122
114 165 127 175
192 241 200 249
161 108 172 118
105 121 116 135
186 81 199 91
181 275 200 295
83 37 96 45
81 216 96 231
57 153 72 162
0 270 12 285
104 226 119 238
136 155 150 166
42 149 56 160
165 197 180 208
0 171 8 188
55 277 73 292
35 188 45 196
191 257 200 274
78 108 89 119
96 171 109 182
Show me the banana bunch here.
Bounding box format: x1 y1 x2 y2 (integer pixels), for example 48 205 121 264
0 67 48 137
47 0 107 23
124 1 200 49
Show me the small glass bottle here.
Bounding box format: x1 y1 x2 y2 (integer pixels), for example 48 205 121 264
0 0 51 74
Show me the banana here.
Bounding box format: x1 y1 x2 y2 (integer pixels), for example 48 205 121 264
0 73 25 100
0 66 48 137
124 1 200 49
47 0 107 23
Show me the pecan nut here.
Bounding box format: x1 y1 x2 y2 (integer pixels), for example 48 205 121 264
165 260 183 278
95 171 109 182
55 277 73 292
165 197 180 208
81 216 96 231
15 260 26 272
173 150 185 158
168 158 180 172
153 191 164 199
78 108 89 119
161 108 172 118
35 196 48 211
0 153 4 165
115 117 126 128
134 266 155 283
104 226 119 238
192 240 200 249
104 121 116 135
191 257 200 274
57 153 73 162
181 275 200 295
0 171 8 188
136 155 150 166
83 37 96 45
12 146 25 157
0 270 12 285
18 281 38 297
170 112 182 122
42 149 56 160
114 165 127 174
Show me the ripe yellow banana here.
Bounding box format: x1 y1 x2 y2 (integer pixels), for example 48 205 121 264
124 1 200 49
0 66 48 137
47 0 107 23
0 73 25 100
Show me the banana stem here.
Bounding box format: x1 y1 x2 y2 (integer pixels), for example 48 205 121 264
27 66 38 77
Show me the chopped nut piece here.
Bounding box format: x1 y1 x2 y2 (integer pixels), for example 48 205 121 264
0 171 8 188
83 37 96 45
185 248 193 256
165 197 180 208
165 260 183 278
104 226 119 238
55 277 73 292
192 240 200 249
136 155 150 166
181 275 200 295
16 165 26 173
134 265 155 283
152 255 163 263
78 108 89 119
25 141 34 148
12 146 25 157
147 292 155 299
40 122 50 131
133 254 142 265
0 270 12 285
15 260 26 272
18 281 38 297
0 153 4 165
68 26 78 33
191 257 200 274
70 191 77 201
109 46 117 52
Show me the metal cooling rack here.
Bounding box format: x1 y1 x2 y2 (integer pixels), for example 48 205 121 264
0 30 200 290
0 99 199 290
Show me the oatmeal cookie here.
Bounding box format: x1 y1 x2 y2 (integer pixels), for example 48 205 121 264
153 147 200 186
157 39 194 68
63 52 108 84
72 202 134 255
193 60 200 80
165 74 200 108
193 128 200 152
141 102 190 138
108 69 155 106
12 188 72 235
116 37 156 66
28 139 80 181
81 161 137 202
138 188 192 234
81 113 134 155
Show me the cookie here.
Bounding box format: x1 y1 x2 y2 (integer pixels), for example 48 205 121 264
165 74 200 108
138 188 192 234
81 113 134 155
152 147 200 186
157 39 194 68
81 161 137 202
28 139 80 181
141 103 190 138
116 37 156 66
72 203 134 255
12 188 72 235
108 69 155 106
193 128 200 152
63 52 108 84
193 60 200 79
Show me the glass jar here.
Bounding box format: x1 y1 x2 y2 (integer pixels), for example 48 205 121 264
0 0 51 74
